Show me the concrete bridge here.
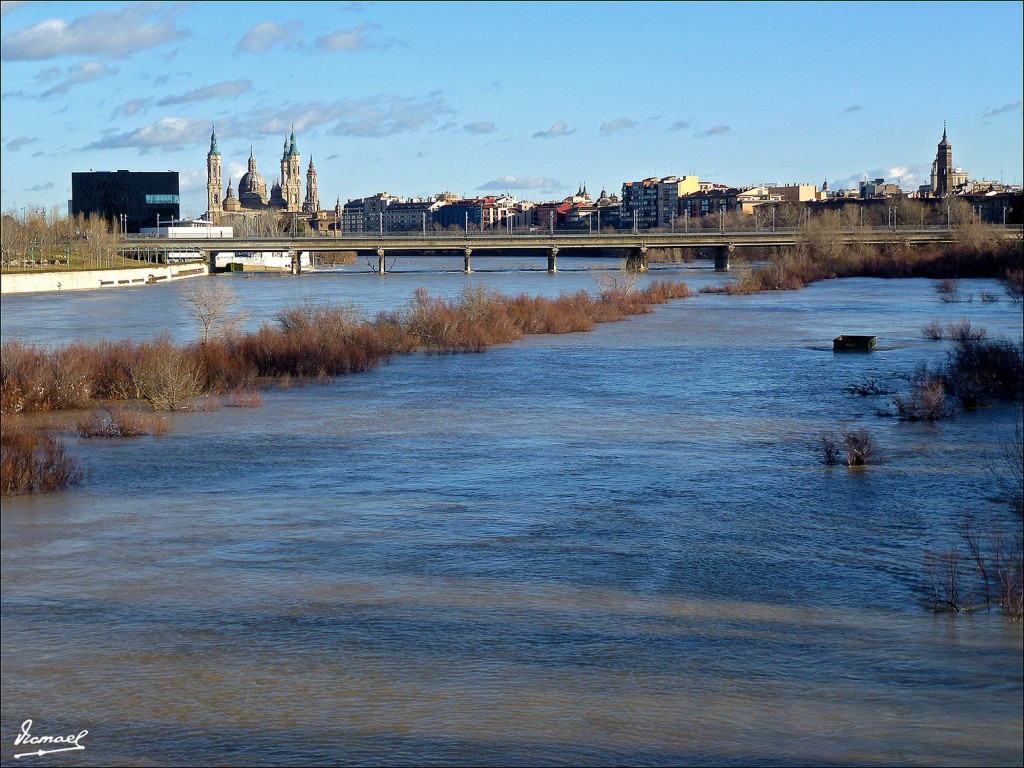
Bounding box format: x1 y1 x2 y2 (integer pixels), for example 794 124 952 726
121 226 1017 275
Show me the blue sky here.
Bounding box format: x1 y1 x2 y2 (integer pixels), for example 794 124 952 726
2 1 1022 217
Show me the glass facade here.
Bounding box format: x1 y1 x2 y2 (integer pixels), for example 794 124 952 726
145 194 180 205
71 171 180 233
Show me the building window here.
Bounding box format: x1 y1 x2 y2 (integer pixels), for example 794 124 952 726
146 194 180 205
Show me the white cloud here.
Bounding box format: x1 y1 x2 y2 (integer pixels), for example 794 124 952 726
696 125 730 138
317 23 394 52
982 101 1022 118
533 121 573 139
478 175 563 191
177 167 207 196
5 136 37 151
236 21 300 53
1 4 188 60
35 65 61 83
669 119 690 131
831 164 930 191
224 163 247 184
158 80 252 106
599 117 636 134
86 116 210 151
40 61 112 97
464 121 495 134
2 2 31 17
115 98 149 118
250 93 455 138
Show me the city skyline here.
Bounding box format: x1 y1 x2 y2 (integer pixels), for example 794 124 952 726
1 1 1022 218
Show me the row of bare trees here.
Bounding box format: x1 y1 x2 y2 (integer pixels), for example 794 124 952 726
1 209 119 265
645 196 998 233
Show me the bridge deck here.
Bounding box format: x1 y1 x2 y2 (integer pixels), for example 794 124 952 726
121 225 1014 254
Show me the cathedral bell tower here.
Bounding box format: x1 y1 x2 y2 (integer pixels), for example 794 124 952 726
206 126 222 221
303 156 321 213
279 128 303 212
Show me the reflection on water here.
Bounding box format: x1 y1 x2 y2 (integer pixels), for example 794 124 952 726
2 267 1022 766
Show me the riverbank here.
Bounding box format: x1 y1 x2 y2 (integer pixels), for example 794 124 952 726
0 263 208 295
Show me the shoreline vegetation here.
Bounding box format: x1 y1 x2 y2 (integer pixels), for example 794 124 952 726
1 278 692 494
698 212 1022 297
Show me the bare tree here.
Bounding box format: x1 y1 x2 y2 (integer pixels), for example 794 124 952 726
180 279 247 344
594 263 641 297
129 336 205 411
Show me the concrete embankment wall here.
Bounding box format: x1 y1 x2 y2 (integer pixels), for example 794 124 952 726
0 264 209 295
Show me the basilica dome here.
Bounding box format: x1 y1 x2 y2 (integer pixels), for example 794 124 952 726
237 148 268 204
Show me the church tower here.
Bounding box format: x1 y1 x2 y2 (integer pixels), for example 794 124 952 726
303 156 321 213
932 123 953 197
280 128 303 212
206 126 222 221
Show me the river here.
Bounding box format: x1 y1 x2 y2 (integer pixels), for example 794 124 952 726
1 257 1022 766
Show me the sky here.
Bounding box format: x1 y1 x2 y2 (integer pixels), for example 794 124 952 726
1 1 1022 218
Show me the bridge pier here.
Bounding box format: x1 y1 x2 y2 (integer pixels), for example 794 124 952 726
464 247 473 274
714 244 734 272
376 246 386 274
547 246 559 273
289 248 300 275
625 245 648 273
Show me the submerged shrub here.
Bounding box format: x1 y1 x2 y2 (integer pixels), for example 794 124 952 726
846 377 890 397
821 428 878 467
0 341 93 413
945 318 987 343
892 365 953 421
922 319 945 341
76 407 170 438
130 335 206 412
1003 268 1023 302
1 417 85 495
943 336 1024 408
935 278 962 302
222 387 263 408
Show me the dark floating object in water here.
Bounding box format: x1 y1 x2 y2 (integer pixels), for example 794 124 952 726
833 335 877 352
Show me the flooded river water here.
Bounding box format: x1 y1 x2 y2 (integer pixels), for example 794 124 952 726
2 258 1022 766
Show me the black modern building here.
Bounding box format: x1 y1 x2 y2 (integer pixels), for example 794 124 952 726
71 170 180 233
